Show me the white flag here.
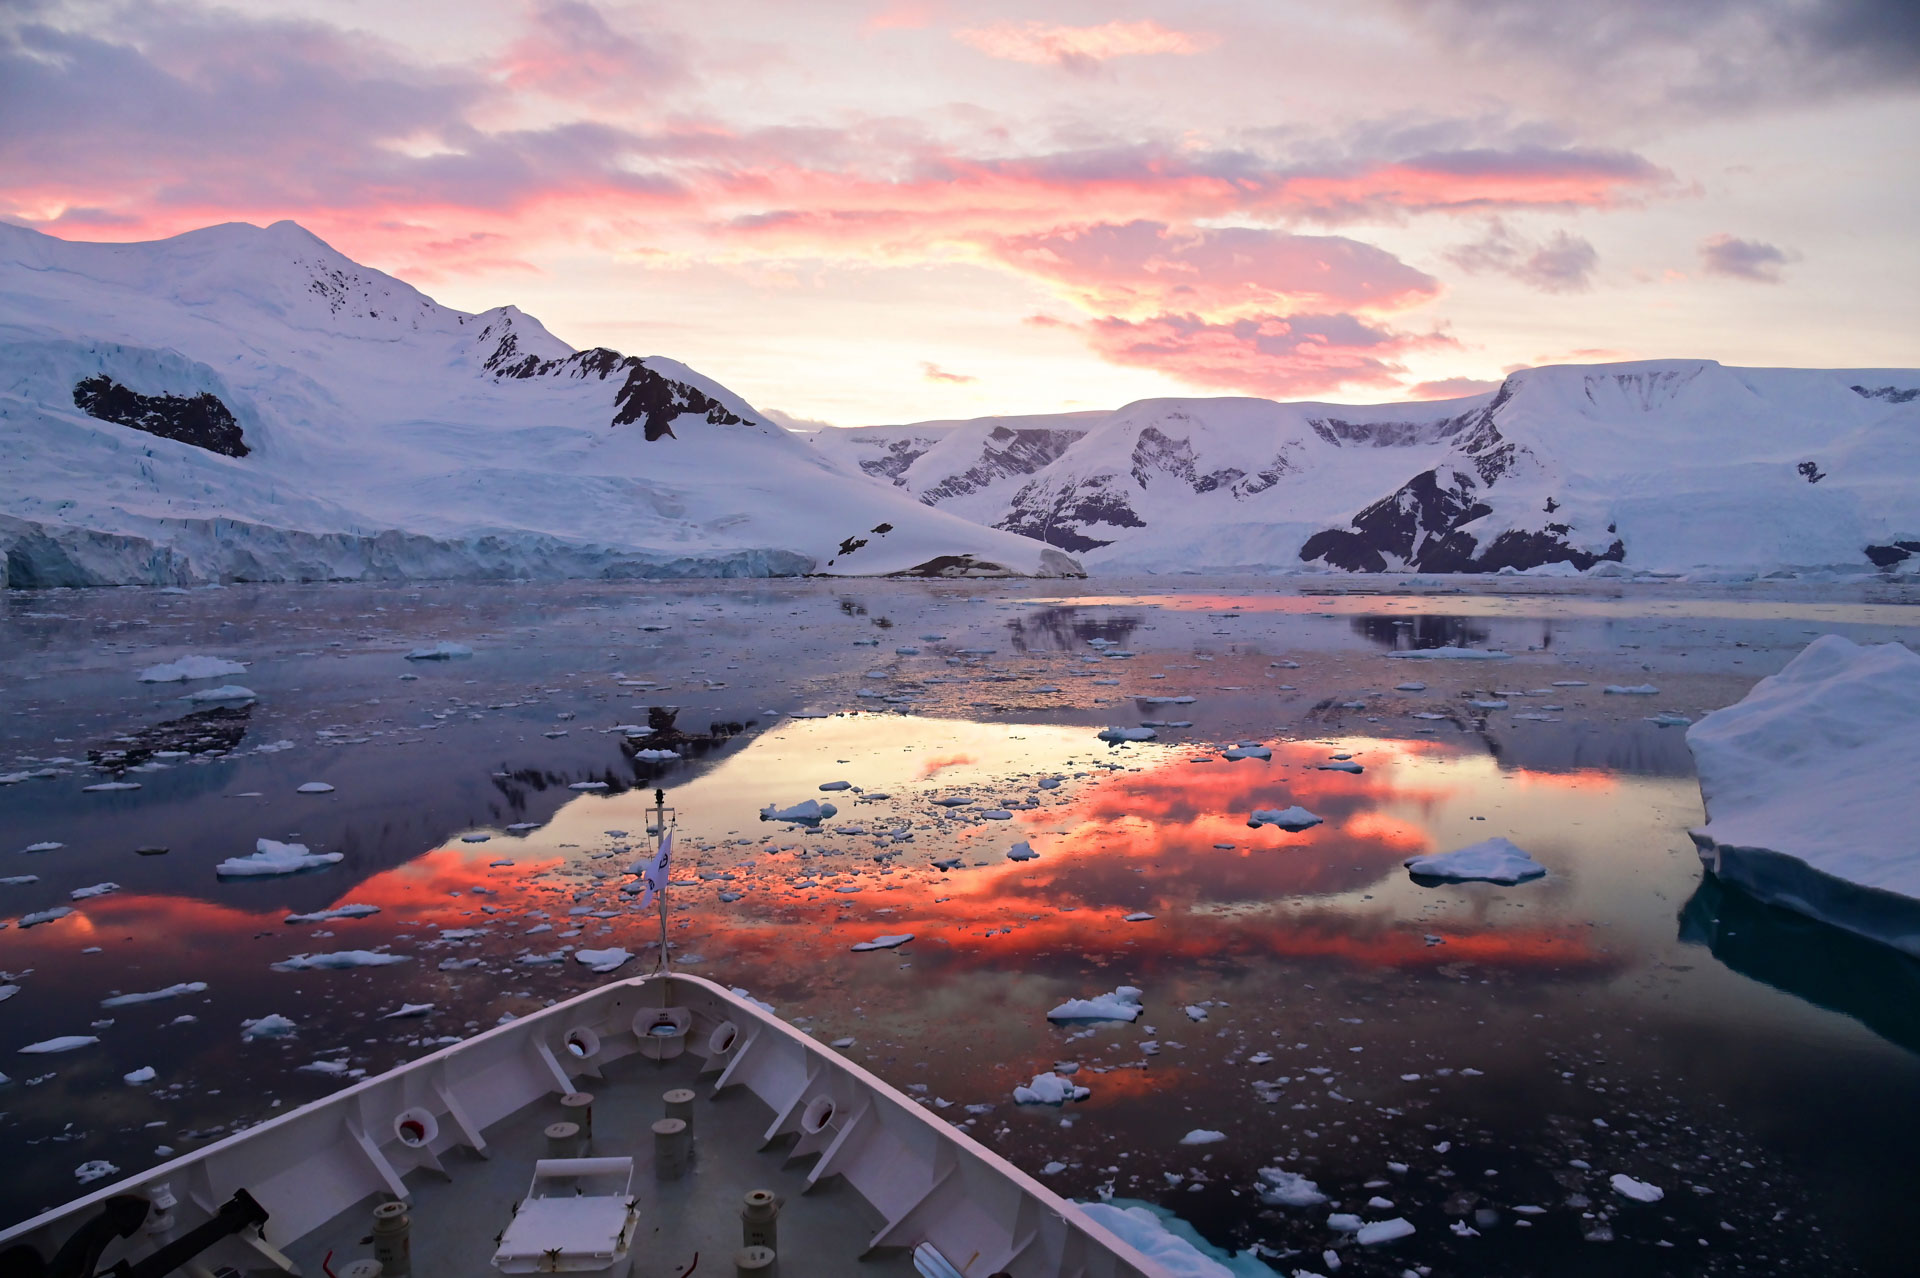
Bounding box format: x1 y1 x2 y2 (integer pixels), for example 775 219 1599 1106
637 829 672 910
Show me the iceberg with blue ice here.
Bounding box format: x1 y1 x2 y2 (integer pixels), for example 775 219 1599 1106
1686 635 1920 956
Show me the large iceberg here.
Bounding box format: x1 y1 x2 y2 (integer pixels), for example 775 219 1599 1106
1686 635 1920 956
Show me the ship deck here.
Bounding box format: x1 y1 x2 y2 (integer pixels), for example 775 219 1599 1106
283 1046 923 1278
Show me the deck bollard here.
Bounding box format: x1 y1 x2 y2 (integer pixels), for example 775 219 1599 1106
734 1245 776 1274
741 1189 780 1251
544 1120 581 1160
653 1117 689 1180
560 1091 595 1145
663 1087 696 1136
370 1201 411 1278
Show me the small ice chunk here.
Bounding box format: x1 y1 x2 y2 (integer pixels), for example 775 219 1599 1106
1179 1128 1225 1145
405 642 473 660
760 800 838 823
381 1003 435 1019
1645 712 1692 727
296 782 336 794
1405 837 1547 885
1048 986 1144 1022
217 839 342 877
1248 806 1323 831
818 780 852 791
1097 727 1156 742
1184 1005 1207 1022
123 1066 156 1084
20 906 73 927
1123 911 1155 922
1604 684 1660 695
851 934 914 952
1357 1218 1416 1246
574 947 633 972
137 656 247 683
83 782 141 793
21 842 64 854
241 1014 298 1039
1395 681 1427 691
980 809 1013 820
75 1160 120 1184
70 882 120 900
1221 744 1272 760
1610 1173 1665 1203
1387 647 1511 660
1012 1072 1090 1104
19 1035 99 1054
1006 841 1040 861
1317 761 1363 773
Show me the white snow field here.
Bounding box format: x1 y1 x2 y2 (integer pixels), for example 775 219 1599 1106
1687 635 1920 955
807 362 1920 576
0 220 1080 585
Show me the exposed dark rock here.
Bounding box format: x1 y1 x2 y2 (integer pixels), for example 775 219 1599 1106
870 522 893 534
996 476 1145 551
836 536 868 556
1798 461 1827 483
72 375 248 457
482 332 749 440
892 554 1012 578
1300 466 1623 573
1864 540 1920 568
1129 424 1198 488
856 437 936 483
1852 385 1919 403
1306 412 1478 447
919 427 1086 503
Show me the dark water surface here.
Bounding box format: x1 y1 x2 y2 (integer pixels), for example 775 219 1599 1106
3 576 1919 1276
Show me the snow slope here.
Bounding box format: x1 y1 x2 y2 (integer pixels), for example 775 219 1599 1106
0 221 1081 585
807 363 1920 575
1686 635 1920 956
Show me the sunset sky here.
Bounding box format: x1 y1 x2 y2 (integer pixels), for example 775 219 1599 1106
3 0 1915 426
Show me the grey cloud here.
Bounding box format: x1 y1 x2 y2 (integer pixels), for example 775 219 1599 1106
1699 233 1797 282
1446 221 1598 292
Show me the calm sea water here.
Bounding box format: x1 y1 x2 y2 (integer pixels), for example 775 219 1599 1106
3 576 1918 1276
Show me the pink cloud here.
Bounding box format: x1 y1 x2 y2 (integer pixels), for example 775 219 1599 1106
921 361 976 383
988 220 1440 317
495 1 682 102
1083 310 1455 398
954 20 1217 70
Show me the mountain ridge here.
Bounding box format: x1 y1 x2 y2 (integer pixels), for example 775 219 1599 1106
0 220 1082 586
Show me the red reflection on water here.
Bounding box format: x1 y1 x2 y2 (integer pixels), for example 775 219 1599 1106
917 752 979 780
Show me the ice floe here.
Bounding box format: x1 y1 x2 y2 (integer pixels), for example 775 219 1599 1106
20 842 63 854
1405 837 1547 884
1180 1129 1226 1145
760 799 837 823
1098 727 1156 742
19 906 73 927
241 1014 297 1039
137 656 249 682
1077 1201 1275 1278
216 839 342 877
1604 684 1660 695
1048 986 1144 1022
573 947 633 972
74 1161 119 1184
180 684 257 702
851 934 914 951
380 1003 434 1019
101 981 207 1008
270 951 409 971
1247 806 1323 831
405 642 473 660
1609 1173 1665 1203
69 882 119 900
285 904 380 924
296 781 336 794
1013 1072 1090 1104
1256 1166 1327 1207
19 1035 98 1054
1387 647 1510 660
123 1066 156 1084
1006 841 1039 861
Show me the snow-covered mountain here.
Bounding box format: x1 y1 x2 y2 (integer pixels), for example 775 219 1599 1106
807 364 1920 575
0 221 1082 586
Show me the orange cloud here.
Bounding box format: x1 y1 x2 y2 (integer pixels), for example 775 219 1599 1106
954 20 1218 69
